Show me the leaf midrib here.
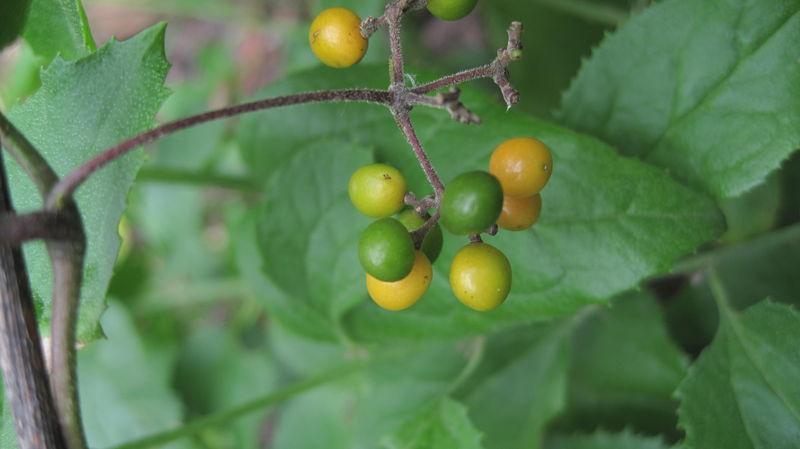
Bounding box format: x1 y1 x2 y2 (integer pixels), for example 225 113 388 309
643 7 800 160
724 308 800 429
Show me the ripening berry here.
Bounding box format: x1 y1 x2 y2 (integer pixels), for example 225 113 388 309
309 8 368 68
489 137 553 197
367 251 432 311
449 242 511 311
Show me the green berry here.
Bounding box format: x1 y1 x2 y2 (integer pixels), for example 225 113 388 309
348 164 407 218
440 171 503 235
426 0 478 21
358 218 415 282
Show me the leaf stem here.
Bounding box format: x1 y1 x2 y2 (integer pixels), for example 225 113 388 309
708 266 735 320
105 357 380 449
0 112 59 196
46 89 391 208
136 166 260 192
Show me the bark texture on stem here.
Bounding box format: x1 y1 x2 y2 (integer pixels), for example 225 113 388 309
0 211 81 245
0 147 67 449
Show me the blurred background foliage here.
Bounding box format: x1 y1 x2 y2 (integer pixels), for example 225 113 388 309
1 0 799 447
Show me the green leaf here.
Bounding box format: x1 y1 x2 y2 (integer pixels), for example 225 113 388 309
455 323 571 449
558 0 800 198
4 23 171 342
272 343 470 449
665 223 800 352
718 173 782 244
174 326 277 448
676 301 800 449
0 0 31 49
22 0 95 60
547 429 679 449
233 139 373 340
555 292 688 438
236 64 723 341
384 397 484 449
78 301 195 449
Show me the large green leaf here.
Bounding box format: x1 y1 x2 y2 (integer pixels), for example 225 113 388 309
547 429 679 449
676 301 800 449
454 323 571 449
558 0 800 198
174 326 277 448
272 342 470 449
384 397 484 449
233 140 373 341
555 292 688 438
77 301 194 449
237 64 722 341
3 24 171 341
0 0 31 49
22 0 95 60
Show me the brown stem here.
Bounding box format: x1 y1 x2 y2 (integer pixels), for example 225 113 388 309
412 65 493 95
410 211 440 247
410 88 481 124
0 211 82 245
412 21 523 108
385 4 406 86
0 146 67 449
392 111 445 198
46 89 391 208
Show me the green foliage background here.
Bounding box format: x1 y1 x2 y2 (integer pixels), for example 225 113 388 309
0 0 798 448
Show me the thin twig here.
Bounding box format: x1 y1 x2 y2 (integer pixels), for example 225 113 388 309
46 89 391 208
392 111 445 198
412 65 493 95
410 211 441 247
385 3 406 86
412 21 523 108
0 146 68 449
409 87 482 124
136 167 260 192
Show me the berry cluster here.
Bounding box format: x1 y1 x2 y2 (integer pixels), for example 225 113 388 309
306 1 539 311
349 138 554 312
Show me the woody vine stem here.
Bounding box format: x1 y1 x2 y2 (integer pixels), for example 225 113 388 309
0 1 523 448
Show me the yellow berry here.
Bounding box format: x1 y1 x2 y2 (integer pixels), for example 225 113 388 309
366 252 432 311
309 8 368 68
